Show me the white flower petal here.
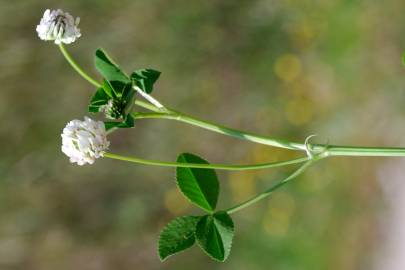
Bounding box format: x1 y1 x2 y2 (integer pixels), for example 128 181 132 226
36 9 81 44
61 117 109 165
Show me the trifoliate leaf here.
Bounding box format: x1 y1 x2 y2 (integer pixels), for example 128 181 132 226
176 153 219 212
131 69 161 94
158 216 200 261
195 212 234 262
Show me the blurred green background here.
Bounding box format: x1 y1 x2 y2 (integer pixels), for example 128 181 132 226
1 0 405 269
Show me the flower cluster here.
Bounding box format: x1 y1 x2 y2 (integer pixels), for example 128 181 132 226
36 9 81 44
61 117 109 165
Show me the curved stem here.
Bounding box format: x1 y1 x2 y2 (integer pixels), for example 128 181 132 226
131 110 405 157
226 159 315 214
58 46 405 158
103 152 309 171
131 111 306 151
58 44 101 88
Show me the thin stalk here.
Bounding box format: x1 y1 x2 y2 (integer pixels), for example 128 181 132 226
58 44 101 88
134 100 162 112
325 145 405 157
131 111 306 151
131 110 405 157
226 159 315 214
58 47 405 158
103 152 309 171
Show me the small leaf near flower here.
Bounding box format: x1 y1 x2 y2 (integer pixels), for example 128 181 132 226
158 216 200 261
95 48 131 84
195 212 234 262
101 80 116 99
123 87 136 116
103 81 134 118
131 69 161 94
104 114 135 130
176 153 219 213
107 81 132 99
88 87 109 113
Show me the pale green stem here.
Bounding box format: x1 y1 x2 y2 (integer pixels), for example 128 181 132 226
58 44 101 88
226 159 315 214
58 45 405 158
322 146 405 157
103 152 309 171
131 110 306 151
131 109 405 157
134 100 160 112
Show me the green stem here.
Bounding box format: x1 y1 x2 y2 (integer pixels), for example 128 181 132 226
226 159 315 214
131 111 405 157
323 146 405 157
134 100 162 113
59 44 101 88
57 46 405 158
131 110 306 151
103 152 309 171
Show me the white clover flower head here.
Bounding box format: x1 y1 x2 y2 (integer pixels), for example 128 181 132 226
36 9 81 44
61 117 109 165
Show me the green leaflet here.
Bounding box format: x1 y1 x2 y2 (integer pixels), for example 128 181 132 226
101 79 116 99
104 114 134 130
195 212 234 262
131 69 161 94
88 87 109 113
95 48 130 84
158 216 200 261
176 153 219 212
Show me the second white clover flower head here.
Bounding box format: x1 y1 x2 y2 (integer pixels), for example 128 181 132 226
36 9 81 44
61 117 109 165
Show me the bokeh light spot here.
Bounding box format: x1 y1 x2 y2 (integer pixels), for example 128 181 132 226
164 187 191 215
262 192 295 237
274 54 302 82
229 171 257 203
285 98 314 126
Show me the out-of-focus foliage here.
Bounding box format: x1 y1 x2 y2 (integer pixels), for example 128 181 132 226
1 0 405 269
